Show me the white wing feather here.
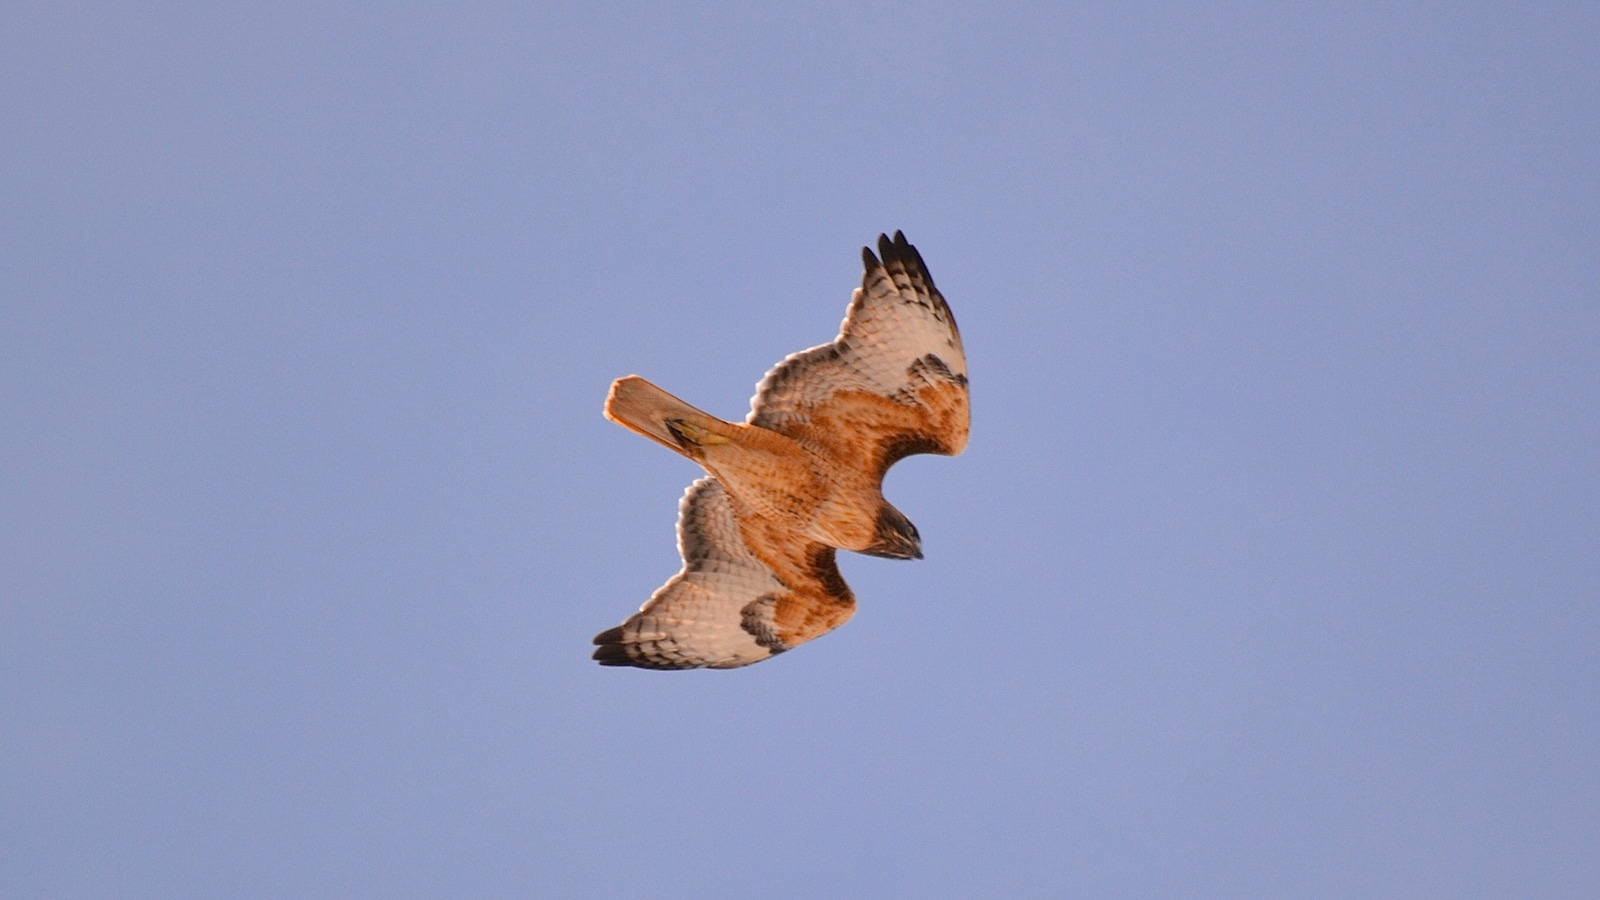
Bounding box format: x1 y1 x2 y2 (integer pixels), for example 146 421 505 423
593 478 787 669
748 231 966 436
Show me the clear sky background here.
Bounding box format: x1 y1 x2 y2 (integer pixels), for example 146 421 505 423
4 3 1597 897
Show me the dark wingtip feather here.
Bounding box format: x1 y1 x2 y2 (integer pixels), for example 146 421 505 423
592 626 625 646
861 244 881 270
591 642 634 665
877 230 922 267
887 230 912 259
875 229 941 297
878 232 895 260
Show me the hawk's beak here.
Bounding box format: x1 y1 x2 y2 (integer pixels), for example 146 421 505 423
864 505 923 560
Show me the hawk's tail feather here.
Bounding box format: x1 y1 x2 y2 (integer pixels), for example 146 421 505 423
605 375 730 455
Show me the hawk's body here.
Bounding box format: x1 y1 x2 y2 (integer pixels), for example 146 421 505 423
593 232 968 669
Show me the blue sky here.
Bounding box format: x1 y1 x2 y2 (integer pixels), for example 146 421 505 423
4 3 1598 896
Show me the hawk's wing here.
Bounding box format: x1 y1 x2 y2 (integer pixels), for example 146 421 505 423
748 231 969 476
592 478 855 670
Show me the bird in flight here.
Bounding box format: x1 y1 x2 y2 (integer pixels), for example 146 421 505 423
592 232 969 669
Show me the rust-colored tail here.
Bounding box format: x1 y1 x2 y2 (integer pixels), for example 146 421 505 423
604 376 731 455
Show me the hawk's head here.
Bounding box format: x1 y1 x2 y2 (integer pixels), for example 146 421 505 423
864 504 923 560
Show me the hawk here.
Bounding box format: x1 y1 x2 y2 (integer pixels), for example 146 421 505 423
592 232 969 669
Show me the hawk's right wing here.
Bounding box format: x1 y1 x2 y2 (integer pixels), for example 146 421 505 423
592 478 855 669
748 231 969 477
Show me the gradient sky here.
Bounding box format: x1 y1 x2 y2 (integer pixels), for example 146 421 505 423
4 3 1598 897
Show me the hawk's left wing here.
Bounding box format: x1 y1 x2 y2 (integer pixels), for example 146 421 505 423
592 477 855 669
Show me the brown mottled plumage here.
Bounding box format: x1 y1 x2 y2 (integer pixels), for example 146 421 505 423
592 232 969 669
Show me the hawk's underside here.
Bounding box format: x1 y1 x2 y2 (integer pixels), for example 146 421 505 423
592 232 969 669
